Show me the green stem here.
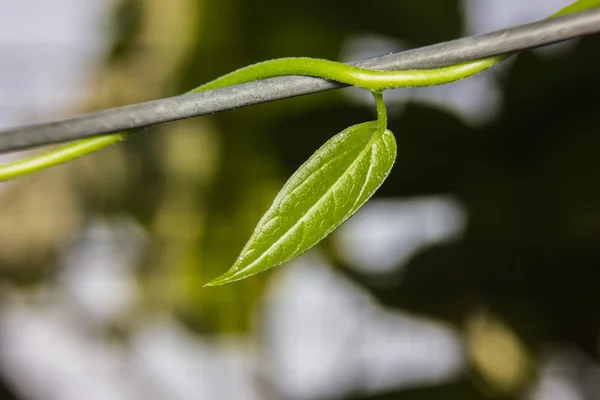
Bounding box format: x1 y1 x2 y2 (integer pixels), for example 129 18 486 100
0 134 126 181
0 0 598 182
373 91 387 134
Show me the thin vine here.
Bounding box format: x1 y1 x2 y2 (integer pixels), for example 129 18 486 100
0 0 598 285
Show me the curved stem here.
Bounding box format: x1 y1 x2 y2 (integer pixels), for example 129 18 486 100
373 91 387 134
0 0 598 182
0 134 126 181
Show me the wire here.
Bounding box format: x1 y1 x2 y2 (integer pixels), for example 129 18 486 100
1 8 599 153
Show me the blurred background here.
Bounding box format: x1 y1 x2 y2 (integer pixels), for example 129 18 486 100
0 0 599 399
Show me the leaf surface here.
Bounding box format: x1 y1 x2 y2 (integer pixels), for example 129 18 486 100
206 121 396 286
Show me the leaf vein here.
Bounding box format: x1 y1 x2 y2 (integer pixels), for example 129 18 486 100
236 128 383 274
353 146 376 209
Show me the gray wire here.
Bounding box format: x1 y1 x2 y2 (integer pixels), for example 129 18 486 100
1 8 600 153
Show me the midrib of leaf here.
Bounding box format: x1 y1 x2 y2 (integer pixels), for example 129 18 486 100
352 140 377 209
231 125 384 277
274 148 352 209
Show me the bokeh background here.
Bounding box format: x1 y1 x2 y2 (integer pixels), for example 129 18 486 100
0 0 600 399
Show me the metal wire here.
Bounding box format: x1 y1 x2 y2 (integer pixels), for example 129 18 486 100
1 8 600 153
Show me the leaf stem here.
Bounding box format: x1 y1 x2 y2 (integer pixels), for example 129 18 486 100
373 91 387 134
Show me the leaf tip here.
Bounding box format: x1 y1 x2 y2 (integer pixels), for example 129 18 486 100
204 266 245 287
204 275 233 287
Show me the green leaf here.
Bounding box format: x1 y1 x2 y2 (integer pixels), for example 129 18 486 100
206 121 396 286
